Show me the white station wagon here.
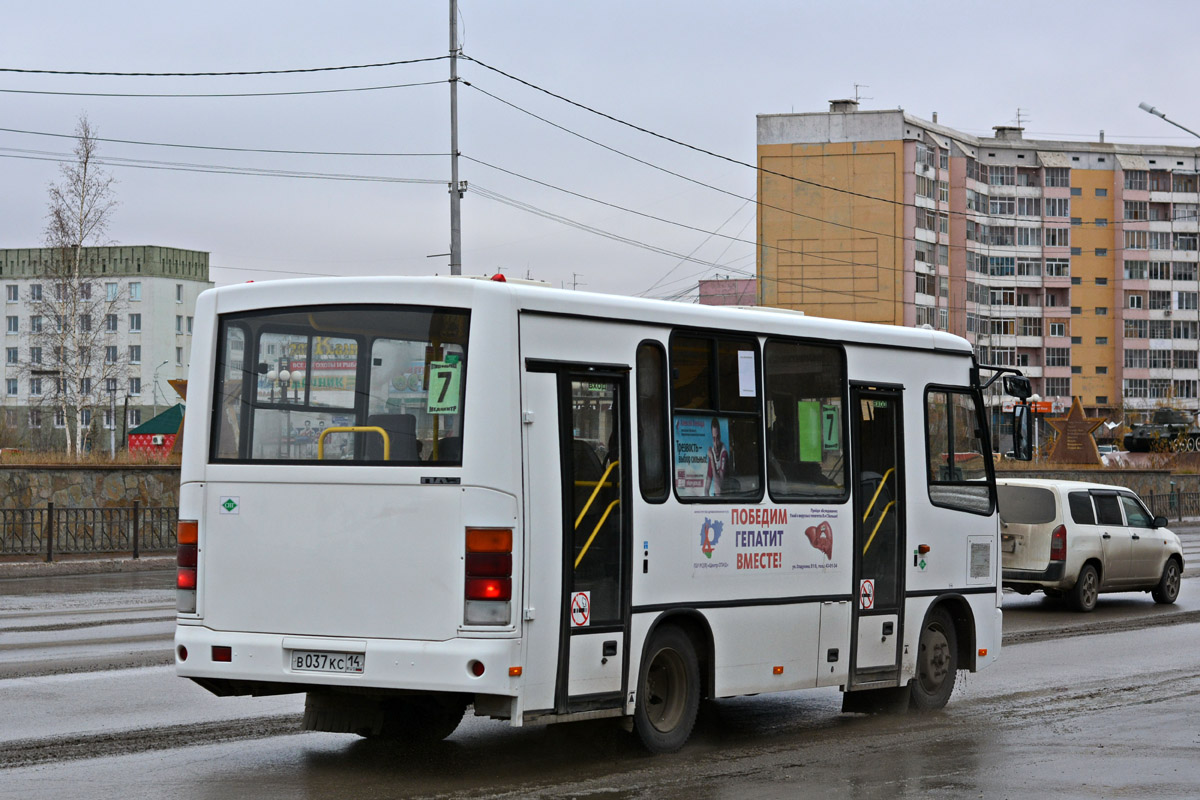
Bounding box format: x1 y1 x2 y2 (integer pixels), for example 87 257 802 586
996 478 1184 612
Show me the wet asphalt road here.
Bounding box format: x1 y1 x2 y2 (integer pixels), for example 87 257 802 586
3 568 1200 798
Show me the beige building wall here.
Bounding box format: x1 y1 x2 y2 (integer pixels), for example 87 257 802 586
758 140 906 325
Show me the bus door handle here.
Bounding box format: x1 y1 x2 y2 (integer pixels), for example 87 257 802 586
603 640 618 657
1131 533 1141 540
1102 532 1111 539
882 622 894 637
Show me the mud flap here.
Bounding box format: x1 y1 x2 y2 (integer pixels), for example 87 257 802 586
841 685 909 714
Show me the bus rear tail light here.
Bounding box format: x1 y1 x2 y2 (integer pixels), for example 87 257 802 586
1049 524 1067 562
465 528 513 625
177 520 199 613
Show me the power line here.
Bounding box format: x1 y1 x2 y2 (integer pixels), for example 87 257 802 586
462 55 1152 234
0 125 446 158
0 149 444 184
0 56 448 77
0 80 446 99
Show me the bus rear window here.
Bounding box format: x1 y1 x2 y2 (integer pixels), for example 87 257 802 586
211 305 469 464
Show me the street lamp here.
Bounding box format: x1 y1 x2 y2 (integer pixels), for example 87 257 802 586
1138 102 1200 140
152 360 168 417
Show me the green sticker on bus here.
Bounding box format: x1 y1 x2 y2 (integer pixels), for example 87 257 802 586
797 401 821 462
427 361 462 415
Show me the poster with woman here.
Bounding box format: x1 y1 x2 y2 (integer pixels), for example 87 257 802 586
674 415 731 497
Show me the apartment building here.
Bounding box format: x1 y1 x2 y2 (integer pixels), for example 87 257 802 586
757 100 1200 423
0 245 212 450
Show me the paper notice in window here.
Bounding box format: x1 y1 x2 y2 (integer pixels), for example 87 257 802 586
738 351 756 397
426 361 462 415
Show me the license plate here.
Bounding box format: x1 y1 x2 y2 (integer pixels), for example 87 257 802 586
291 650 364 674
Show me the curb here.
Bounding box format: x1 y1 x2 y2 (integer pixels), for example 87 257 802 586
0 556 174 579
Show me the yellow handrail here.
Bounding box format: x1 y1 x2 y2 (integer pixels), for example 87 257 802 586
574 460 619 530
575 499 620 569
861 467 896 523
862 500 895 555
317 426 390 460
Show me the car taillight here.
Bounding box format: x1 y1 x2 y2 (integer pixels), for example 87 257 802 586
465 528 513 625
177 520 198 613
1049 524 1067 561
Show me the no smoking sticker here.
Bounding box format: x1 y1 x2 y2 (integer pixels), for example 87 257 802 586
859 579 874 610
570 591 591 627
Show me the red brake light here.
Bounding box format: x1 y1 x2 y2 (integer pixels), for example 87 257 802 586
177 567 197 590
1049 524 1067 561
466 577 511 601
212 646 232 663
466 552 512 577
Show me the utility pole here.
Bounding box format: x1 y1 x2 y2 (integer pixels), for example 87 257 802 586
449 0 463 275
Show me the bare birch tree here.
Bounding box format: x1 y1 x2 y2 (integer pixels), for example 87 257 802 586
36 115 124 457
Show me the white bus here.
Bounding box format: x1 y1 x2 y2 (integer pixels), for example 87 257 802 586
175 276 1027 752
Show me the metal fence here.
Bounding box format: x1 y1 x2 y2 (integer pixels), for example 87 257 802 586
0 502 177 561
1145 491 1200 523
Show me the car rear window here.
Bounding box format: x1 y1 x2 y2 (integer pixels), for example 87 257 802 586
1093 494 1123 525
997 485 1057 524
1068 492 1096 524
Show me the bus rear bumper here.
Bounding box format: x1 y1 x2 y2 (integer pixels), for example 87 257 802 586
174 624 523 698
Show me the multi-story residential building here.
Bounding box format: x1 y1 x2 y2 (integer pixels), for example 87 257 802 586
757 100 1200 425
0 245 212 450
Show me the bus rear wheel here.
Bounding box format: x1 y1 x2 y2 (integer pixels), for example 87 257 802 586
634 626 700 753
909 607 958 711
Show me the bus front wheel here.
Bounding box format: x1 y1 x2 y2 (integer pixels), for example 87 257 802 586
634 626 700 753
909 606 958 711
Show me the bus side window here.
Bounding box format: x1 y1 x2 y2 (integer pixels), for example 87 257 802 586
636 342 669 502
925 388 994 515
763 340 847 501
669 333 762 501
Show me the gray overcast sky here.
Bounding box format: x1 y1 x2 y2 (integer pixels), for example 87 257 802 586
2 0 1196 297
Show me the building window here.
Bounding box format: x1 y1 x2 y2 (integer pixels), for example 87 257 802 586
5 347 16 365
175 315 183 334
5 285 16 302
1125 319 1148 339
79 314 91 332
1095 218 1108 227
104 409 115 429
1095 307 1108 316
104 314 117 332
1071 307 1082 315
30 315 41 333
1125 261 1147 279
186 316 193 335
1096 188 1108 197
29 284 42 301
54 409 66 428
1046 348 1070 367
1095 248 1108 257
1096 337 1108 345
1125 231 1148 251
1125 170 1149 191
106 282 118 301
105 377 117 393
129 282 141 301
81 409 92 427
30 346 40 365
1049 322 1066 337
105 345 118 364
129 345 141 364
5 378 16 396
176 284 183 303
128 409 142 427
128 313 141 332
1045 168 1070 188
29 409 41 428
1045 378 1071 396
1070 187 1082 196
6 316 16 334
1045 197 1070 216
129 377 141 396
176 346 183 365
1124 201 1148 221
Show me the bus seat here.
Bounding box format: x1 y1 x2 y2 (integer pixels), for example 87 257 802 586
437 436 462 462
365 414 418 461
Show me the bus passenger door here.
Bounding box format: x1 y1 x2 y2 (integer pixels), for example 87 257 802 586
554 372 630 713
849 385 905 688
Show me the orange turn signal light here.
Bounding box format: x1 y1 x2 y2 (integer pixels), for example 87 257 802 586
178 520 198 545
773 665 784 675
509 666 523 677
466 528 512 553
978 648 988 657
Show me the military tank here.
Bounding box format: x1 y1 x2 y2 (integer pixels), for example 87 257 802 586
1123 408 1200 452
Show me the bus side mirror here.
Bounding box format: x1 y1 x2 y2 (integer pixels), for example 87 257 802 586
1003 375 1032 400
1010 404 1033 461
